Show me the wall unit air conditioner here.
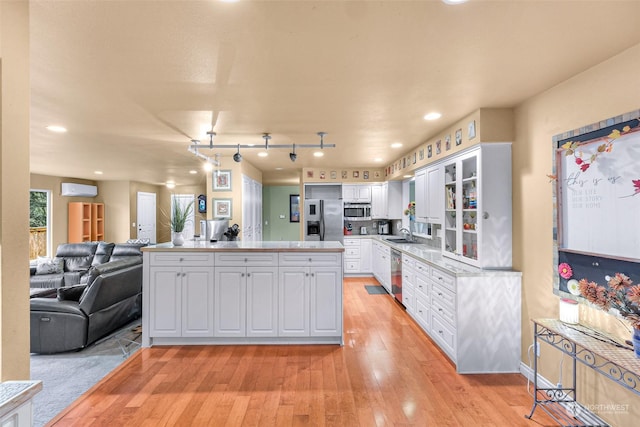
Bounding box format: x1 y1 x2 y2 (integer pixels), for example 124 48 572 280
61 183 98 197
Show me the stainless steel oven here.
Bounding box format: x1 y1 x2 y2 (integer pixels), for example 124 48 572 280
343 203 371 221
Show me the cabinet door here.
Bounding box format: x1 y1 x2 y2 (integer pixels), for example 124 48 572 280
357 185 372 202
278 267 310 336
360 239 372 273
386 181 402 219
214 267 247 337
182 267 214 337
342 185 357 202
310 266 342 336
148 267 181 337
370 184 384 219
246 266 278 337
426 165 443 223
414 169 427 222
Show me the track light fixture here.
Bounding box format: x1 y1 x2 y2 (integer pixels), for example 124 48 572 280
233 144 242 162
188 131 335 162
289 143 297 162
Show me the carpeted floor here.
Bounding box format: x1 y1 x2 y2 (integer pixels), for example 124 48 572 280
30 320 141 427
364 285 388 294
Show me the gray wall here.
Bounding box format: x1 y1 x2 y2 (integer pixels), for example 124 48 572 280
263 185 301 241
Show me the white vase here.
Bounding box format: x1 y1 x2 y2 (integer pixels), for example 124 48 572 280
172 231 185 246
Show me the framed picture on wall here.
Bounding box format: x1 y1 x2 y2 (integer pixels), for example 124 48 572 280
213 170 232 191
290 194 300 222
213 198 232 218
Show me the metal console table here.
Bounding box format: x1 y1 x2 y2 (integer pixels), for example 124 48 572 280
526 319 640 427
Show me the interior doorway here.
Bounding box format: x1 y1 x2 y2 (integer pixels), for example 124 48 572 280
136 192 157 244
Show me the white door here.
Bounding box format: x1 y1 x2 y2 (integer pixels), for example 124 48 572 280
172 194 196 241
137 192 157 243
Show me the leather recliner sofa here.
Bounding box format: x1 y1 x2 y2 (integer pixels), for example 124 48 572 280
30 257 142 354
30 242 144 289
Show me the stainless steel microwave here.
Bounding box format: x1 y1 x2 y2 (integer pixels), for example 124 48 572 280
344 203 371 220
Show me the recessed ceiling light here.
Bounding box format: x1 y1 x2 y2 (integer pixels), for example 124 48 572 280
166 181 176 189
374 158 383 162
258 152 268 157
423 112 442 121
442 0 468 5
275 167 283 170
403 175 413 178
189 170 198 174
94 170 103 175
313 151 324 157
46 125 67 133
391 143 403 148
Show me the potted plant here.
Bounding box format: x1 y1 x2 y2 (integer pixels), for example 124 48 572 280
168 197 194 246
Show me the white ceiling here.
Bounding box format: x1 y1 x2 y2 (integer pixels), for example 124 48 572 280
29 0 640 186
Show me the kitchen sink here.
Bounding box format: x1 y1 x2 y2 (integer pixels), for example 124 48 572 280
385 238 419 244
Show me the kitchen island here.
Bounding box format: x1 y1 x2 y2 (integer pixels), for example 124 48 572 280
141 241 344 347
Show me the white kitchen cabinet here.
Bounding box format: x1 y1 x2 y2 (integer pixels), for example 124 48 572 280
426 164 444 223
360 238 372 273
242 175 263 242
401 255 416 314
246 268 278 337
414 168 427 222
413 260 430 331
149 263 214 338
342 184 371 203
442 144 512 268
343 238 361 274
371 182 402 219
278 252 343 338
372 240 391 292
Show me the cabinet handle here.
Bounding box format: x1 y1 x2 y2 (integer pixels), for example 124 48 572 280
438 292 443 296
176 272 181 277
305 273 309 277
438 330 443 334
438 308 443 312
241 273 245 277
244 258 248 263
311 273 315 277
247 273 251 277
308 258 312 262
418 310 423 314
179 257 184 262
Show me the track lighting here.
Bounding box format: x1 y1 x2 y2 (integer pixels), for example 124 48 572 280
289 144 297 162
233 144 242 162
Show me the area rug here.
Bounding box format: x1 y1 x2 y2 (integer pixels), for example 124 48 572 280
364 285 388 295
30 320 141 427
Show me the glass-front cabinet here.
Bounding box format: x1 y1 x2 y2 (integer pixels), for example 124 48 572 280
442 144 512 268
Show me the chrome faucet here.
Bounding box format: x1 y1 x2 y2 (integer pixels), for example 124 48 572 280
398 227 414 242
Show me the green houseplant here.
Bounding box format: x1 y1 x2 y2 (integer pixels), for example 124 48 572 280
168 197 194 246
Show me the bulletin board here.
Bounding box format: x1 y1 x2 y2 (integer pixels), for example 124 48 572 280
553 112 640 297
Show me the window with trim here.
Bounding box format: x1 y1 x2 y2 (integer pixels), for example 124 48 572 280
30 189 51 260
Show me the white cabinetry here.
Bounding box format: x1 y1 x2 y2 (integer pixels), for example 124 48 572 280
415 165 443 224
214 253 278 337
414 169 427 222
343 237 372 275
278 252 343 338
147 253 215 338
360 238 372 273
401 255 416 314
371 182 402 219
372 240 391 292
342 184 371 203
442 144 512 268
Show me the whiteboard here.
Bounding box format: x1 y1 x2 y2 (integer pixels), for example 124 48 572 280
557 125 640 260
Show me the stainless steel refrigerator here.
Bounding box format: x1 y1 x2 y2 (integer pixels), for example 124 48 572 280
304 199 343 243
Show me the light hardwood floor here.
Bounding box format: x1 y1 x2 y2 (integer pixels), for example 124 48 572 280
48 277 555 426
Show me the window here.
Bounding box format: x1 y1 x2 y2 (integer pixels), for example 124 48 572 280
30 190 51 260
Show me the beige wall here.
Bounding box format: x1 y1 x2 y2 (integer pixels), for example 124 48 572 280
1 0 30 380
129 181 162 240
514 42 640 425
98 181 130 243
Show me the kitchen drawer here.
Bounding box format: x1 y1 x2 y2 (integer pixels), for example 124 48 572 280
148 252 214 267
430 267 455 293
343 239 360 247
415 275 429 296
344 247 361 258
403 267 415 285
279 252 342 267
415 260 430 276
414 295 430 330
431 282 455 313
402 288 414 313
215 252 278 266
402 254 416 269
344 260 360 272
431 297 455 329
431 313 456 358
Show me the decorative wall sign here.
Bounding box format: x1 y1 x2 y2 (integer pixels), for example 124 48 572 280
213 198 232 218
342 170 348 179
428 144 432 158
455 128 463 146
213 170 232 191
197 194 207 213
445 137 451 151
320 171 326 179
374 171 381 178
307 170 314 178
330 171 337 179
419 149 424 160
363 171 369 180
436 140 442 155
413 153 417 164
353 171 360 178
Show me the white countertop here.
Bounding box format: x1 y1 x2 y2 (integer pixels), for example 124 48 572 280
0 381 42 419
143 240 344 252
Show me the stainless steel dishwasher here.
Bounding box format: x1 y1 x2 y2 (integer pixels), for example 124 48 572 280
390 249 403 305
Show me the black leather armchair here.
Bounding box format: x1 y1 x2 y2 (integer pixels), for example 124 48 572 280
30 257 142 354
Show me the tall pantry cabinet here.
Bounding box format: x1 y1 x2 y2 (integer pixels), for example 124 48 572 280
68 202 105 243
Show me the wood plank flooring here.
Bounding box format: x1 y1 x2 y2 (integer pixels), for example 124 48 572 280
47 277 555 426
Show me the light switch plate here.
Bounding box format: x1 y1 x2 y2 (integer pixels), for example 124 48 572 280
279 214 285 219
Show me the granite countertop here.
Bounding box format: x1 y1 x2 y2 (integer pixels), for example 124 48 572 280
0 381 42 420
142 240 344 252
